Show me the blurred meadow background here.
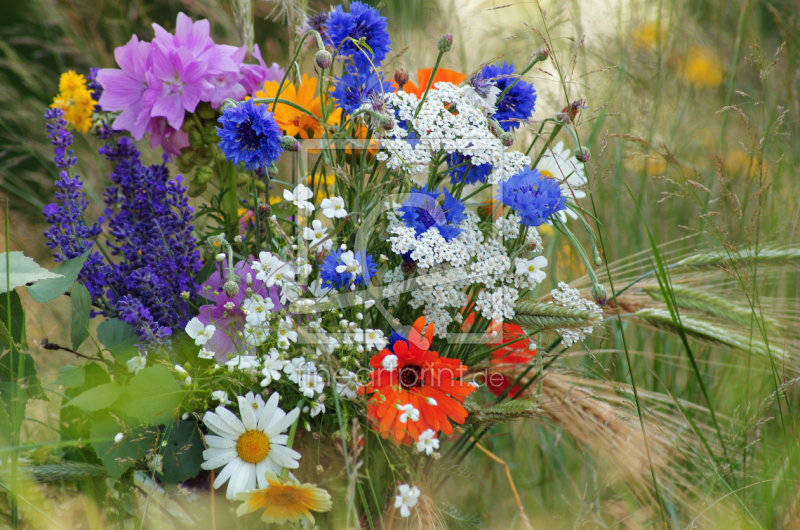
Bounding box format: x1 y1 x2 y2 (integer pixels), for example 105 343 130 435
2 0 799 528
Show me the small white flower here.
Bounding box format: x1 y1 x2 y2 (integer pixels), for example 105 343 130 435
211 390 230 405
320 196 347 218
302 219 330 249
396 403 420 423
114 432 124 444
515 256 548 284
284 183 315 214
416 429 439 455
225 355 261 374
394 484 421 518
310 394 326 417
127 355 146 374
260 349 285 387
234 235 243 243
284 357 315 383
382 354 399 372
185 318 216 346
335 370 362 399
243 324 268 346
298 373 325 398
243 294 275 326
198 348 215 360
355 328 387 351
277 317 299 344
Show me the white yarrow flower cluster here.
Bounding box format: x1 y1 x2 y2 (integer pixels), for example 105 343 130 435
549 282 602 346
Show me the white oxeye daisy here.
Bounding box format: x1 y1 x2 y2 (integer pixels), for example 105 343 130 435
201 391 301 500
536 141 587 222
394 484 421 518
185 317 216 346
416 429 439 455
319 196 347 218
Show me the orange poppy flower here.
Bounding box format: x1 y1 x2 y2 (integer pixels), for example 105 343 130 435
392 68 467 99
364 317 475 445
254 74 342 140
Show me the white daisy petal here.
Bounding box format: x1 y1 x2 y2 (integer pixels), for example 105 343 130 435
205 435 237 449
213 458 242 490
255 460 270 489
203 412 241 439
257 392 281 430
265 407 300 436
215 407 246 435
201 450 237 470
237 396 257 431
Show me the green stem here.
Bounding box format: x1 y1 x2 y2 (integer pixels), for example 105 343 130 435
281 398 305 479
222 161 239 238
413 51 444 120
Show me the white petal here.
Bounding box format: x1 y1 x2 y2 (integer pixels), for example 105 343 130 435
227 463 252 500
213 458 241 489
203 413 241 439
205 435 237 449
215 407 246 435
237 396 257 431
265 407 299 436
255 460 270 489
201 450 237 470
257 392 281 430
269 434 289 446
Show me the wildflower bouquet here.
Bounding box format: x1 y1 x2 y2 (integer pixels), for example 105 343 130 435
6 2 791 529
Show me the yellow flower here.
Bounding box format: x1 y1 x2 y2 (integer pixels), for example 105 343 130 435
254 74 342 139
58 70 87 99
51 71 96 134
683 47 723 88
632 23 658 49
305 172 335 187
235 472 333 525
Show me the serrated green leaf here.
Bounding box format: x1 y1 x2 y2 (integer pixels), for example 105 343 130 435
27 250 92 303
97 319 139 364
70 282 91 351
65 382 123 412
91 411 156 481
0 252 62 293
53 365 86 388
161 420 203 483
111 365 183 426
0 290 25 344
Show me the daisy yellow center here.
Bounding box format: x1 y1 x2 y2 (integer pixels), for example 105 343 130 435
237 430 270 463
540 170 554 178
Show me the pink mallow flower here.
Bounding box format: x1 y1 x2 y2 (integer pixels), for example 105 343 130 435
144 46 213 130
151 13 239 76
97 35 153 139
196 258 283 363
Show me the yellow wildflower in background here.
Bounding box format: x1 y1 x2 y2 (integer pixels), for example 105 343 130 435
51 70 96 133
682 46 723 88
235 472 332 525
632 22 658 49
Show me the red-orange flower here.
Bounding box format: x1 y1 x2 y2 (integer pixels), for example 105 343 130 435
364 317 475 445
485 322 537 398
392 68 467 99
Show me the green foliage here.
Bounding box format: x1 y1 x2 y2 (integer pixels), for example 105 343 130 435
161 420 204 483
112 365 184 426
0 289 25 344
0 342 46 401
64 382 123 412
96 318 139 364
52 365 86 388
60 363 110 470
27 251 92 303
70 282 91 350
0 251 62 292
91 411 156 481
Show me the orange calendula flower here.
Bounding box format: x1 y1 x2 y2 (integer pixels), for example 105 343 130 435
365 317 475 445
254 74 342 139
236 472 333 525
392 68 467 99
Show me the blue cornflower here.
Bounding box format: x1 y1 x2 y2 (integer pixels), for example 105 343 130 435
325 1 391 72
331 70 393 115
398 186 467 241
320 249 378 290
217 99 284 170
447 153 492 186
496 167 566 227
482 62 536 132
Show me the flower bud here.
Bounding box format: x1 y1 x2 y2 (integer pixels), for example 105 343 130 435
267 164 279 179
194 166 214 184
215 253 226 262
500 131 514 147
188 180 207 198
394 68 409 89
535 47 550 62
591 284 607 305
258 203 271 217
280 136 301 152
315 49 333 69
223 280 240 299
196 102 217 120
437 34 453 53
575 146 590 163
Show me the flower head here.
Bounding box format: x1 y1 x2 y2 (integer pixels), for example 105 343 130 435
398 186 466 242
331 70 392 115
201 392 301 499
447 153 492 186
51 71 96 133
394 484 421 518
496 167 566 227
325 1 391 72
416 429 439 455
481 62 536 131
458 71 500 114
217 99 284 170
536 141 587 223
320 196 347 218
255 74 341 139
391 68 466 99
365 317 475 445
320 249 377 290
235 472 332 525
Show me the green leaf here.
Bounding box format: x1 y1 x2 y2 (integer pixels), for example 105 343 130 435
0 382 26 436
53 365 86 388
60 363 110 467
111 365 183 426
65 382 123 412
70 282 91 351
96 319 139 364
27 250 92 303
0 252 62 293
91 411 156 481
0 346 46 401
161 420 203 483
0 394 12 445
0 290 25 344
